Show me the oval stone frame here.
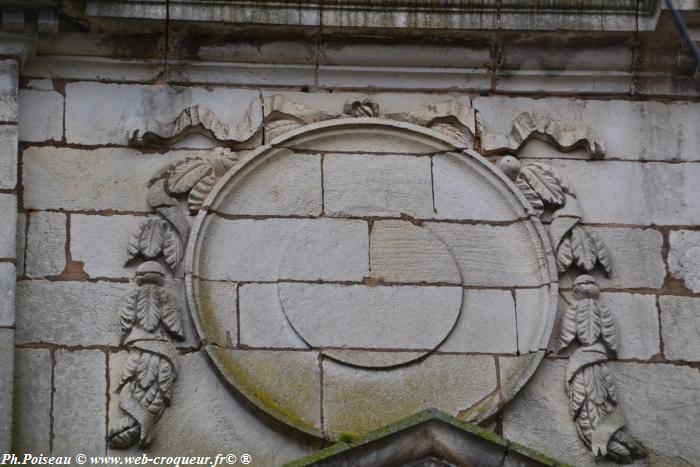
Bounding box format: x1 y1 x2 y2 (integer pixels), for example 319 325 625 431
185 118 559 439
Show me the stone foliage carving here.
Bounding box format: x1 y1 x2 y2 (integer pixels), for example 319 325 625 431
497 154 645 462
560 276 646 463
110 148 238 448
115 94 646 460
108 261 183 448
497 156 611 276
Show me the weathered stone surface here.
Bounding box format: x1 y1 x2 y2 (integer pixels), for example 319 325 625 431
65 82 262 146
193 279 237 347
18 89 63 142
659 296 700 362
0 125 17 189
12 348 51 455
323 153 433 218
114 351 312 464
503 360 596 466
197 217 368 281
440 290 517 354
0 60 18 122
52 350 107 457
474 97 700 162
323 354 497 435
601 292 660 360
278 283 462 353
515 287 555 353
369 220 461 284
22 147 187 211
213 151 322 216
432 153 526 222
70 214 143 278
541 160 700 225
0 194 16 258
238 283 307 349
25 211 66 278
286 124 457 154
0 263 16 326
16 280 128 346
609 361 700 465
0 329 13 452
15 212 25 275
426 221 550 287
668 230 700 293
499 352 544 401
560 227 664 289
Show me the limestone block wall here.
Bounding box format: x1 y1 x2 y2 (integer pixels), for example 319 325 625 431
9 68 700 467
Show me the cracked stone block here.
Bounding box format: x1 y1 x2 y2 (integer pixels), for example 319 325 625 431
12 348 51 455
432 153 526 222
609 361 700 465
16 280 128 346
0 60 18 123
440 289 517 354
426 221 550 287
18 88 63 142
70 214 143 279
659 295 700 362
212 151 322 216
65 82 262 146
0 263 16 326
109 351 312 464
669 230 700 293
323 354 497 435
52 349 106 457
0 194 17 258
559 227 665 290
197 217 368 282
25 211 66 278
0 125 17 189
239 283 307 349
323 153 433 218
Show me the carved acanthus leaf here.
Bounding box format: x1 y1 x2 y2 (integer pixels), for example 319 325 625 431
162 227 182 272
559 301 578 349
515 178 544 216
343 98 379 117
118 291 138 337
478 111 605 158
576 298 602 347
556 235 574 273
166 158 213 195
518 163 568 207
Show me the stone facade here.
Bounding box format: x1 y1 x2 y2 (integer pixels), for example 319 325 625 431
2 1 700 466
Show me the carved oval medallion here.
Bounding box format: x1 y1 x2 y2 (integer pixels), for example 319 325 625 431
185 119 558 439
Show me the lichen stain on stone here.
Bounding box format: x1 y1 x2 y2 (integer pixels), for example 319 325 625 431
210 345 320 435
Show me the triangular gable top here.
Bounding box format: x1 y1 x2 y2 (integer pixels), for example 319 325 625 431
285 409 569 467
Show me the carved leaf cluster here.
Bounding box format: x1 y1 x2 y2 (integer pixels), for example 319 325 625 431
126 218 182 271
118 286 183 338
556 225 612 275
569 362 617 445
160 155 235 212
108 416 140 448
515 162 569 216
560 298 617 351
